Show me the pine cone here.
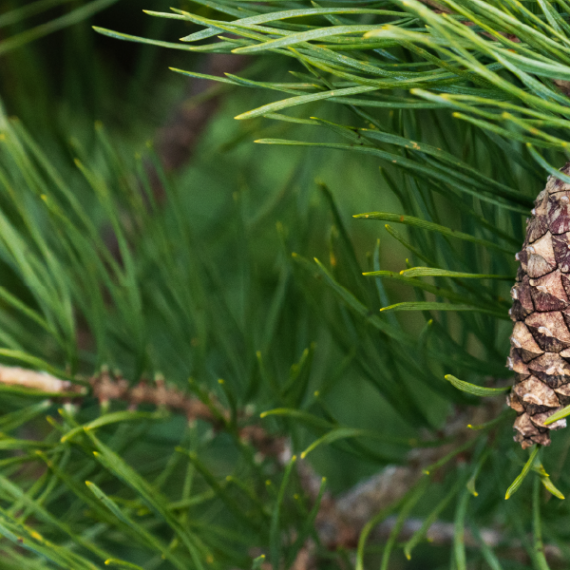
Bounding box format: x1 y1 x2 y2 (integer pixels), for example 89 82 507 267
508 163 570 448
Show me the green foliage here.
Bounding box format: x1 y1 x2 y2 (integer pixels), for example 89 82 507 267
0 0 190 140
3 0 570 568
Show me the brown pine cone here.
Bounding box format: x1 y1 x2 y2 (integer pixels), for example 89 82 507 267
508 163 570 448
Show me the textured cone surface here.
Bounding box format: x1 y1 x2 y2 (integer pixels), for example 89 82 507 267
508 163 570 448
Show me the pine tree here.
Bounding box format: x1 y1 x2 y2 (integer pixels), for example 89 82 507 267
3 0 570 568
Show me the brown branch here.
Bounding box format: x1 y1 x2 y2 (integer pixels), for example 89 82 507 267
89 371 213 420
155 54 247 172
284 399 566 569
0 365 287 460
294 401 505 550
88 370 289 459
148 53 247 201
0 365 72 393
0 366 560 567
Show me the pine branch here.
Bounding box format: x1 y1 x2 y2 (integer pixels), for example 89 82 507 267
0 365 287 459
5 1 570 566
155 53 247 174
0 365 73 394
149 53 248 201
0 364 508 557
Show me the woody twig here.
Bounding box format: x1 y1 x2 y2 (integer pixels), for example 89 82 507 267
0 366 560 567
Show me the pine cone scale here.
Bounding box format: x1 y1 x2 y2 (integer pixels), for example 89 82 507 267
547 193 570 234
551 233 570 270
